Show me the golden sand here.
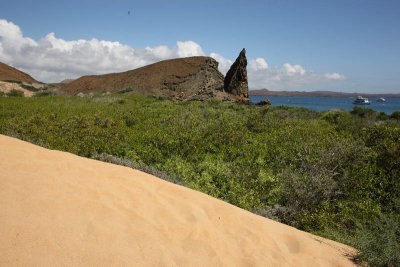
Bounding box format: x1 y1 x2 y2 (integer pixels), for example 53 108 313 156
0 135 356 266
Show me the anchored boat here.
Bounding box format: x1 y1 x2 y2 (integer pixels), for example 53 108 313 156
353 96 371 105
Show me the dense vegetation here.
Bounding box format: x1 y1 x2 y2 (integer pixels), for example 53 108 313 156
1 93 399 266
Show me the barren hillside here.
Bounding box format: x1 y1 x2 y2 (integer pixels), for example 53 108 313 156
62 57 226 100
0 62 39 83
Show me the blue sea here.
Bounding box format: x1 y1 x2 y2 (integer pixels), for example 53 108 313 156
250 96 400 115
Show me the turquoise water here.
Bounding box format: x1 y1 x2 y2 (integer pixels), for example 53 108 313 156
250 96 400 114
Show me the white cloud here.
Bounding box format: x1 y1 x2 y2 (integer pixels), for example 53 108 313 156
249 58 268 71
0 19 206 82
145 45 174 60
0 19 36 50
176 41 204 57
0 19 147 81
210 52 232 74
247 61 346 89
0 18 345 89
324 72 346 81
283 63 306 76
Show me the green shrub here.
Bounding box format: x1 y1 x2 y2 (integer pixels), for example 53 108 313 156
377 111 389 120
117 87 135 94
321 109 357 133
93 153 182 185
6 89 24 97
20 84 39 92
3 79 22 84
124 113 136 127
34 90 53 97
390 111 400 121
0 94 399 265
355 214 400 267
351 106 375 118
363 125 400 213
351 106 388 121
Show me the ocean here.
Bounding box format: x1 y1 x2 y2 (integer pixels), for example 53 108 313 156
250 95 400 115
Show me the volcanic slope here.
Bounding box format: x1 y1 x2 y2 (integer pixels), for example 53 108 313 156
62 56 226 100
0 62 39 83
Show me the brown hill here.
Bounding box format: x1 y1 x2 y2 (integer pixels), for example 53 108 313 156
0 135 356 266
0 62 39 83
62 57 227 100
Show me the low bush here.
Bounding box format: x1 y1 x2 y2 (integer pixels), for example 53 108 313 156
20 84 39 92
93 153 182 185
355 214 400 267
3 79 22 84
391 111 400 121
117 87 135 94
351 106 375 118
34 90 53 97
6 89 24 97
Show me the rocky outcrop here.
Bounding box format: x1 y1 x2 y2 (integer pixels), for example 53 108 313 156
62 51 251 103
62 57 225 100
0 62 45 97
256 99 271 106
161 57 225 100
224 48 249 98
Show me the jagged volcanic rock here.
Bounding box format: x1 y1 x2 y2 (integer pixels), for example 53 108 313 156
224 48 249 98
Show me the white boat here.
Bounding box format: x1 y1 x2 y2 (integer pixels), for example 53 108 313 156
376 97 386 102
353 96 371 105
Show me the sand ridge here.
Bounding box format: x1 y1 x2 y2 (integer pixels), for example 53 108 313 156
0 135 356 266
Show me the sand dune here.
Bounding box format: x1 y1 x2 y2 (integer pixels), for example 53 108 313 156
0 135 356 266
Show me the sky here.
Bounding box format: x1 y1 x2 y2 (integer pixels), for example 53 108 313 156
0 0 399 93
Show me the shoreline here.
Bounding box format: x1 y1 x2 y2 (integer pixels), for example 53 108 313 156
250 89 400 98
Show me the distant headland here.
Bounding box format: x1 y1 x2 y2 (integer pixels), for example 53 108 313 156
250 88 400 98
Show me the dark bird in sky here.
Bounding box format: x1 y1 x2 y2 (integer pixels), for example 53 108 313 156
128 11 131 15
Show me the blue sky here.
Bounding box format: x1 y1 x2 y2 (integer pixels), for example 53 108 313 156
1 0 399 93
